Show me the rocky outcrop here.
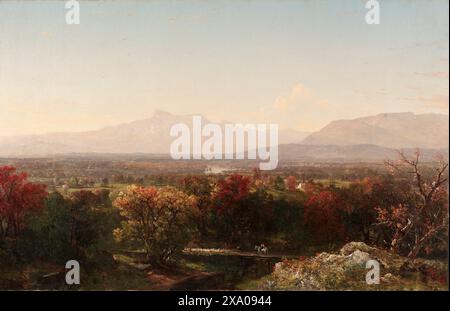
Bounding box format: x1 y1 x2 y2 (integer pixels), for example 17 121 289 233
260 242 447 290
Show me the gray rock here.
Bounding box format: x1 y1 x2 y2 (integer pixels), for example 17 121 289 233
347 250 371 266
340 242 375 256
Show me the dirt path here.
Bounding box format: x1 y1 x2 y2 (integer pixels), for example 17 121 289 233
145 266 223 290
113 252 226 290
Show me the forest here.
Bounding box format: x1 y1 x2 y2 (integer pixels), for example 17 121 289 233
0 151 448 290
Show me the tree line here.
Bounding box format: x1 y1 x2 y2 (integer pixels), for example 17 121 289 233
1 151 448 268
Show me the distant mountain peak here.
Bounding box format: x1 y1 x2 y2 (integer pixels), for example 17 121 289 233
303 112 448 149
0 111 447 157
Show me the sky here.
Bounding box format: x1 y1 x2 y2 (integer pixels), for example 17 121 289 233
0 0 448 136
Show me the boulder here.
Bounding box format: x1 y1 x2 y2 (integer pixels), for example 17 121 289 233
340 242 376 256
263 241 448 290
346 250 371 266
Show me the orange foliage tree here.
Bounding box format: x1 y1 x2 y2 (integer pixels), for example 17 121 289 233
114 185 196 264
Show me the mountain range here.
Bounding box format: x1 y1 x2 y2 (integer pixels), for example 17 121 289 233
303 112 448 149
0 110 448 161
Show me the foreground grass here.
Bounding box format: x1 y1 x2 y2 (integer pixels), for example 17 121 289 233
2 243 446 291
0 255 153 290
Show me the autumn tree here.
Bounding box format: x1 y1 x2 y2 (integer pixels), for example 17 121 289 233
0 166 47 239
252 168 262 182
212 174 274 247
378 150 448 258
114 185 196 264
285 176 298 192
247 180 275 242
212 174 251 246
273 176 285 190
340 178 379 243
303 187 346 245
180 176 213 240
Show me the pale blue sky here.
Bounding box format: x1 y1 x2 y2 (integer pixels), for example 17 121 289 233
0 0 448 135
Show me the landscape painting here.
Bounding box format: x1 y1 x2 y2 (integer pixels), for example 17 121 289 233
0 0 448 291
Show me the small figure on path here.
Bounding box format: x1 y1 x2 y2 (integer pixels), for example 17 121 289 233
254 244 261 253
254 244 268 255
260 244 268 255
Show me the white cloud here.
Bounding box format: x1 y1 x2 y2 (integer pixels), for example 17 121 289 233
273 83 312 111
273 83 329 111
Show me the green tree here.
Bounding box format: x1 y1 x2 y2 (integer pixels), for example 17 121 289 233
26 190 118 263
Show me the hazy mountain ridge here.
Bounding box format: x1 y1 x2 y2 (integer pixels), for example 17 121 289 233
302 112 448 149
0 110 308 156
278 144 448 162
0 111 447 160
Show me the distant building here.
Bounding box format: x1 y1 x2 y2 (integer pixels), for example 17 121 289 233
61 184 69 193
204 166 228 175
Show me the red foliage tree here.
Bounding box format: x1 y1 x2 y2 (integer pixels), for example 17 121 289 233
0 166 47 238
285 176 297 192
214 174 251 213
303 190 346 244
213 174 253 245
